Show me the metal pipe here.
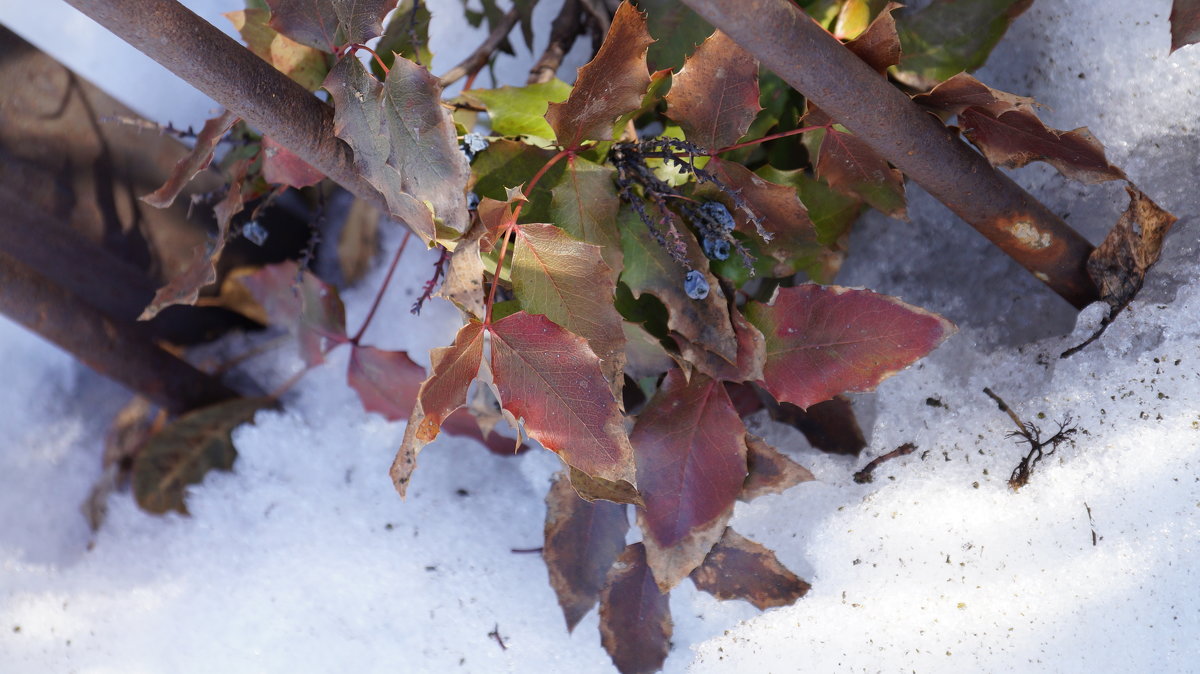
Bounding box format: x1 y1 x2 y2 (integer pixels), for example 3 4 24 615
680 0 1098 308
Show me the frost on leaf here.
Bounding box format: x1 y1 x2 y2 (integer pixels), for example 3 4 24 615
665 29 760 151
133 397 273 515
745 284 956 410
806 106 907 219
633 370 748 591
544 472 630 632
141 110 236 209
598 543 671 674
391 321 484 497
689 528 810 610
511 223 626 396
741 434 815 502
544 1 654 147
490 312 636 485
347 346 426 421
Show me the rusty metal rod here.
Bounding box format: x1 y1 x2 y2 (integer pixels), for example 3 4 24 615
62 0 388 215
0 250 238 414
681 0 1098 308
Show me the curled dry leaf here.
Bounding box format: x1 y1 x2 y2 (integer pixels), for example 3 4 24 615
598 543 672 674
960 107 1126 184
141 110 237 209
437 217 489 319
633 370 748 591
545 1 654 147
391 321 484 497
689 528 811 610
544 472 630 632
132 397 273 515
337 198 381 286
912 72 1036 118
569 466 644 508
1088 186 1178 318
490 312 636 485
741 434 815 502
745 284 956 410
665 29 760 151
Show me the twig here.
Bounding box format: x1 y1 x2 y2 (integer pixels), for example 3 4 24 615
411 245 450 315
983 387 1030 439
1084 502 1099 546
351 230 413 343
438 5 523 87
488 623 508 650
510 546 544 554
528 0 582 84
853 442 917 484
983 387 1077 490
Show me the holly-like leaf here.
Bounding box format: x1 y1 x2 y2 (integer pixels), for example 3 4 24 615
347 345 425 421
544 472 630 632
745 284 956 410
756 165 860 251
551 156 624 273
225 9 328 90
959 108 1127 184
807 107 907 219
469 80 572 139
490 311 636 484
132 397 273 514
266 0 396 52
141 110 237 209
619 209 738 362
511 223 626 392
469 139 561 221
545 2 654 147
632 369 748 591
665 30 760 151
376 0 433 71
639 0 713 71
139 162 248 320
912 72 1036 117
895 0 1033 88
598 543 672 674
844 2 903 73
1088 186 1178 318
262 136 325 187
391 321 485 497
689 528 810 610
672 302 765 383
1171 0 1200 52
322 57 441 242
741 434 815 501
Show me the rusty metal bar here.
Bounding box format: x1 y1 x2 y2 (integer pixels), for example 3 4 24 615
62 0 388 215
680 0 1098 308
0 250 238 414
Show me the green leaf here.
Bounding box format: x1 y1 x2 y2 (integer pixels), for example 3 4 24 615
133 397 273 514
895 0 1034 88
756 165 861 249
375 0 433 73
550 155 623 273
637 0 713 71
469 79 572 139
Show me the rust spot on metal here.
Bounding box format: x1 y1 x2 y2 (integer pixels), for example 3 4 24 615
1007 219 1053 250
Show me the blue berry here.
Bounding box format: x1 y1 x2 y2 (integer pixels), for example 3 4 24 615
461 133 489 161
701 201 735 232
466 191 481 211
684 270 709 300
242 220 268 246
702 236 730 261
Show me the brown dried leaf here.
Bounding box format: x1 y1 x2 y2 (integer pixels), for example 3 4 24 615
1088 186 1178 316
844 2 903 74
961 107 1126 184
544 472 630 631
569 466 644 507
912 72 1036 117
141 110 237 209
741 434 815 501
545 2 654 147
665 30 760 150
672 302 764 383
599 543 672 674
689 528 810 610
437 217 488 319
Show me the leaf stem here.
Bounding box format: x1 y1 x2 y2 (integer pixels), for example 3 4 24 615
342 43 390 75
710 124 830 155
351 230 413 344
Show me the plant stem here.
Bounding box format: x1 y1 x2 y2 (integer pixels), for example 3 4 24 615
712 124 830 155
342 44 390 75
351 230 413 344
438 4 524 87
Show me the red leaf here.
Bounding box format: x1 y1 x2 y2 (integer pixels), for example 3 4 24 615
665 29 760 150
544 472 630 632
745 284 955 410
391 321 485 497
262 136 325 187
741 435 814 501
672 302 764 383
632 369 747 590
960 107 1127 184
490 312 636 484
689 528 810 609
267 0 396 51
235 261 304 326
1171 0 1200 52
844 2 903 74
347 346 425 421
141 110 236 209
809 106 907 219
545 2 654 147
598 543 672 674
296 269 348 366
912 72 1036 117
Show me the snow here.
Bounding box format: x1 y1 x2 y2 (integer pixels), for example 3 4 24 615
1 1 1198 673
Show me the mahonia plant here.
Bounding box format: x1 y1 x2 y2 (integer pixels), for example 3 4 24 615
124 0 1178 671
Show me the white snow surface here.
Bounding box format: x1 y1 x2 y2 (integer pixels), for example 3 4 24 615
1 1 1199 673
